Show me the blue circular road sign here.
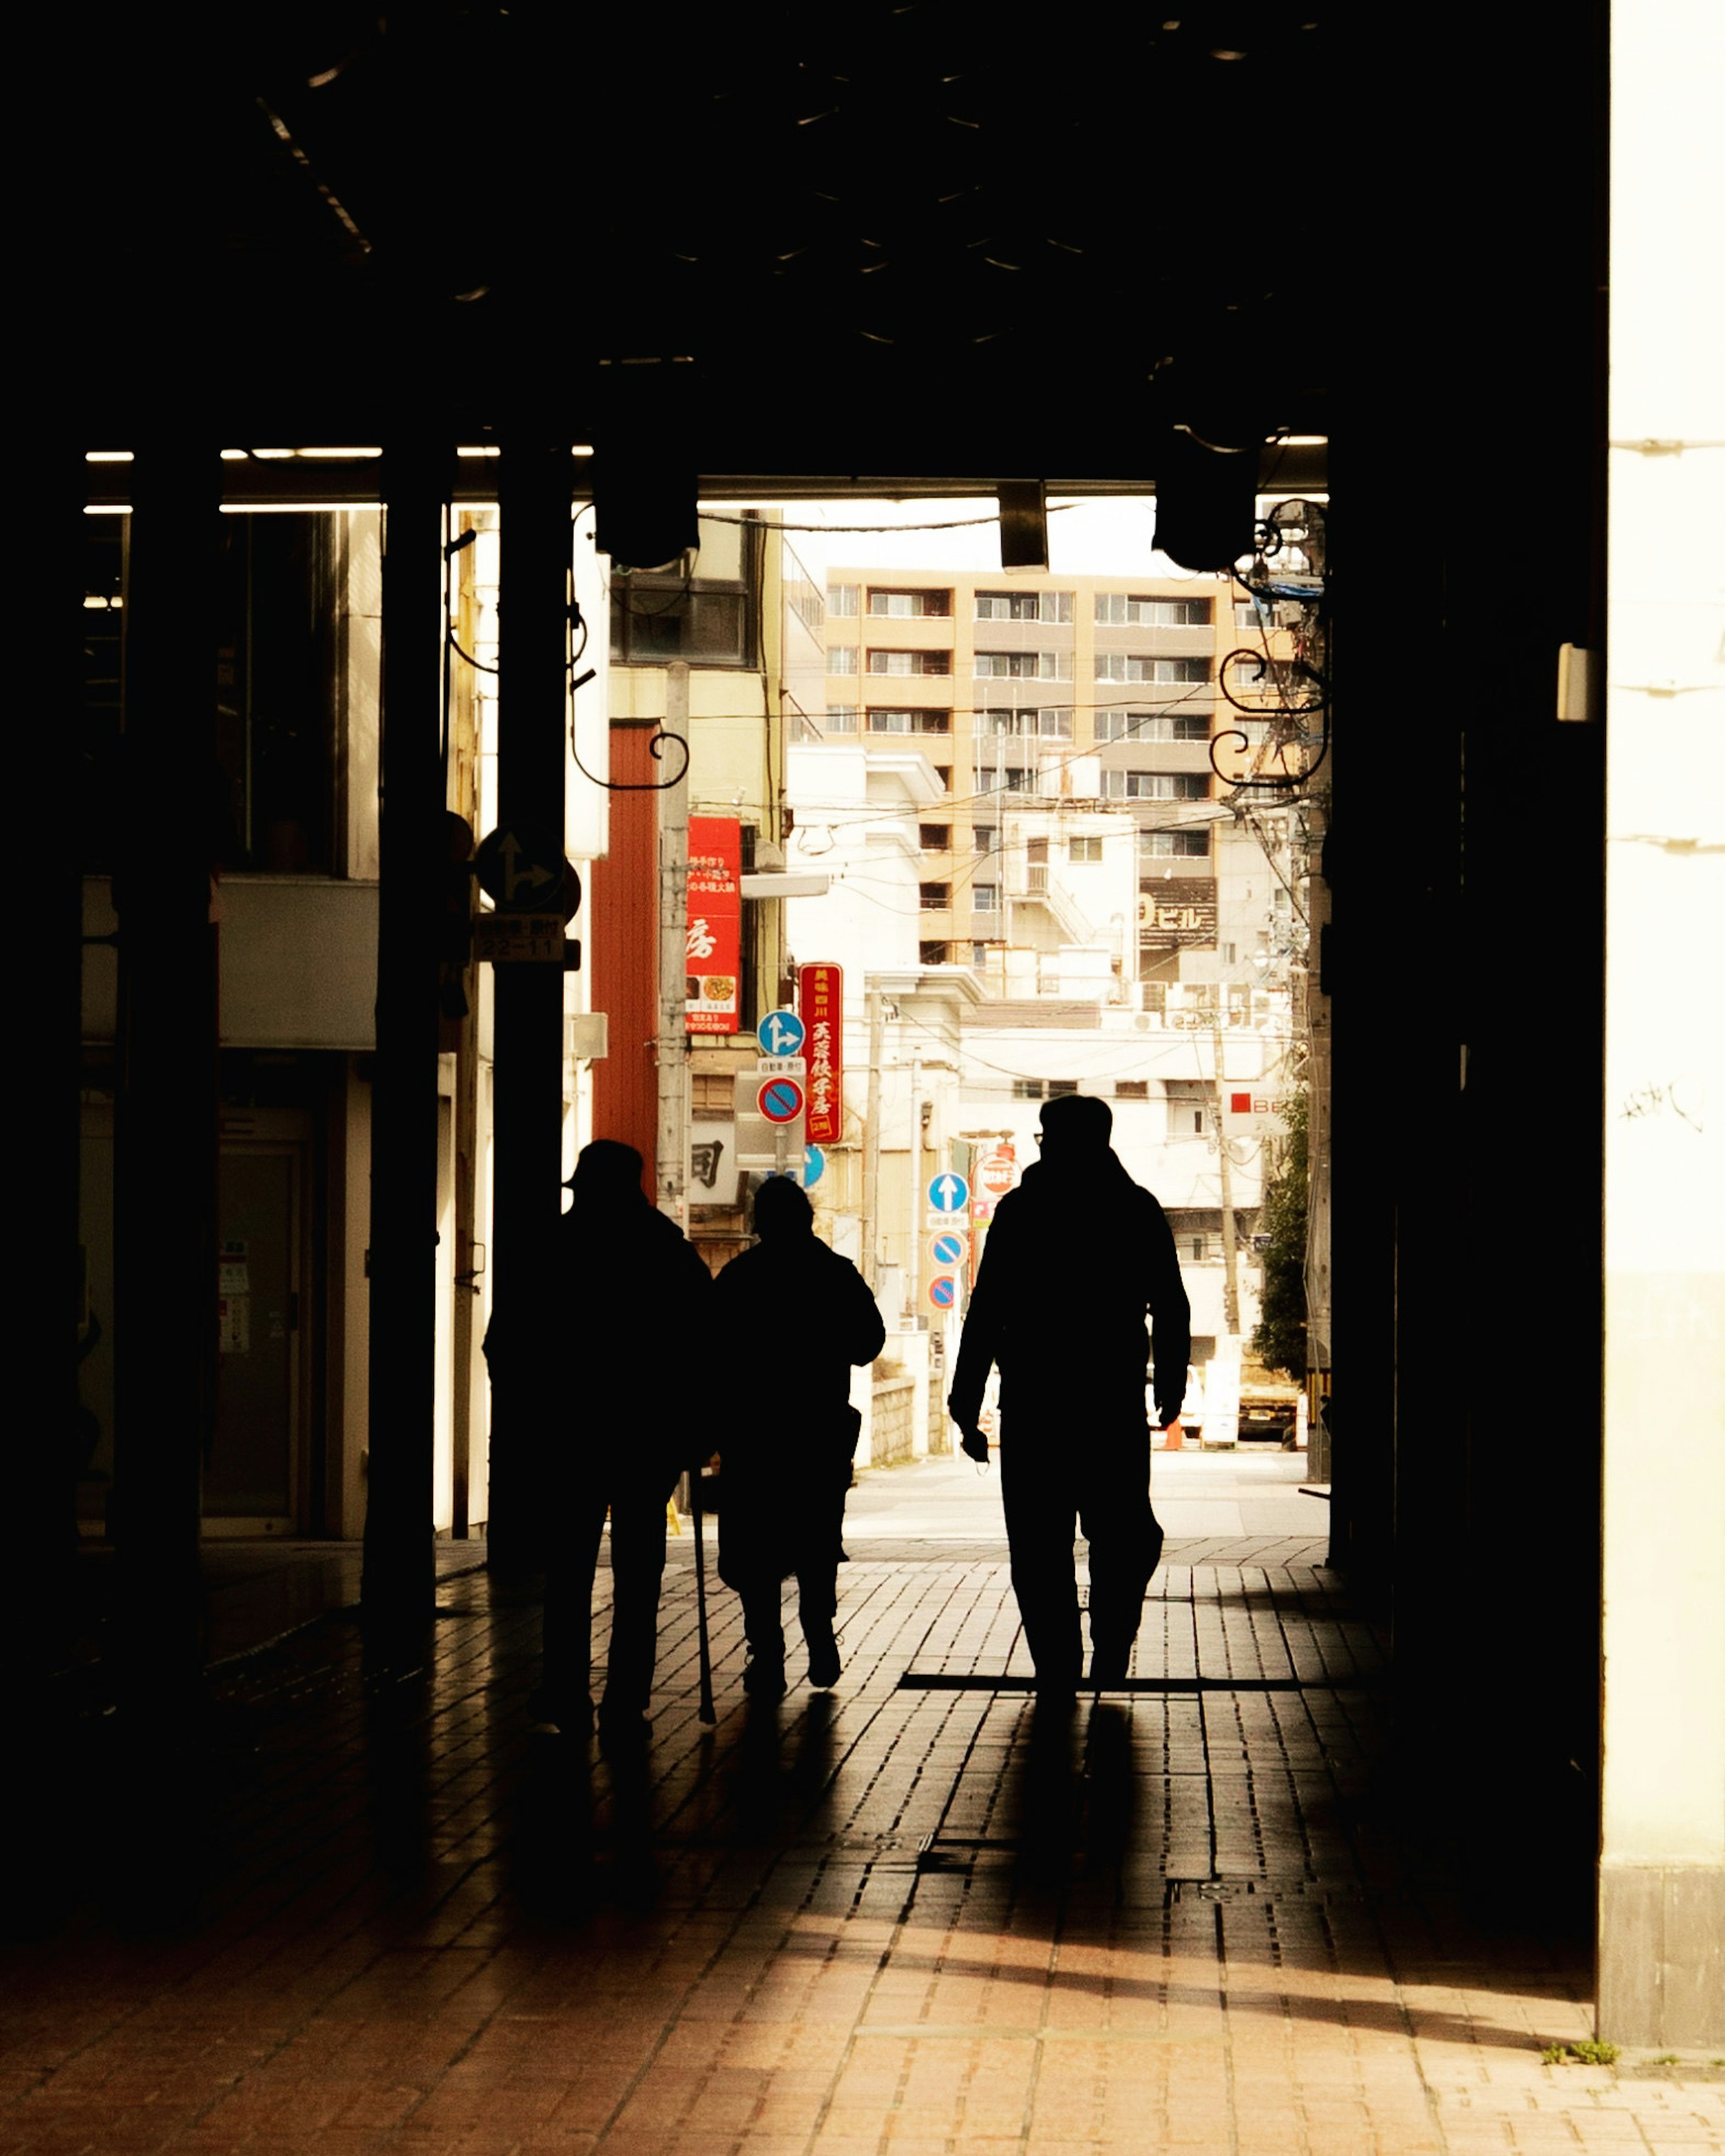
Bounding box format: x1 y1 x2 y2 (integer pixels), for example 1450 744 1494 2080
927 1171 969 1214
930 1230 965 1269
757 1008 806 1058
928 1276 958 1311
804 1144 826 1187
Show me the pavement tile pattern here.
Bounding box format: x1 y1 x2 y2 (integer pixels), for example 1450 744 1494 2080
6 1458 1722 2154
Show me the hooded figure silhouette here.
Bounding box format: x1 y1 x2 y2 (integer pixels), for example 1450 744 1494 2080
712 1176 885 1697
947 1093 1190 1693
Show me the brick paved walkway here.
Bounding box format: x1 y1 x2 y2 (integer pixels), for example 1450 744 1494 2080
6 1456 1722 2154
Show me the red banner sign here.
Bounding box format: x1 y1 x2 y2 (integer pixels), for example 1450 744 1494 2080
799 961 844 1143
686 817 742 1034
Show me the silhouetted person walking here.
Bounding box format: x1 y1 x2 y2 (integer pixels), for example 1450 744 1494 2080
947 1093 1190 1694
487 1140 712 1738
712 1178 885 1697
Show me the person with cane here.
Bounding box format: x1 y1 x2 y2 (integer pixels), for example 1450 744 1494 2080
487 1140 712 1741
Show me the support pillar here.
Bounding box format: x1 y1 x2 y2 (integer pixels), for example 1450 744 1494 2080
360 446 447 1620
485 439 572 1580
111 446 219 1696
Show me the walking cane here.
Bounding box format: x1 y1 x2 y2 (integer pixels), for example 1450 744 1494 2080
690 1463 717 1726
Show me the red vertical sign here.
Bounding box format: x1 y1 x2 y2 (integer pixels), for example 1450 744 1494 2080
799 962 844 1143
686 817 742 1034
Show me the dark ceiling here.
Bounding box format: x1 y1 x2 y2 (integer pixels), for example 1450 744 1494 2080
80 4 1333 473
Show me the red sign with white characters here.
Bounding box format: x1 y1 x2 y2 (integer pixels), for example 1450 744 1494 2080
799 962 844 1144
686 817 742 1035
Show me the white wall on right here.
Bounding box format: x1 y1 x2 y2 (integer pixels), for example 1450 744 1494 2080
1597 0 1725 2046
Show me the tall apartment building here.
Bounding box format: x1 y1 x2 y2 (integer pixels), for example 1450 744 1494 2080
817 565 1299 999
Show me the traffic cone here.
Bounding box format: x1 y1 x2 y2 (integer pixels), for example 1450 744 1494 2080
1162 1418 1185 1451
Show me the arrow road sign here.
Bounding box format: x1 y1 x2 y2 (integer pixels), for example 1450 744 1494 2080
803 1145 826 1188
927 1171 969 1214
758 1076 806 1125
928 1276 958 1312
757 1008 806 1058
475 826 572 914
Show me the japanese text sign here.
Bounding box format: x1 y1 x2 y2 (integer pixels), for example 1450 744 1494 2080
799 962 844 1144
687 816 742 1034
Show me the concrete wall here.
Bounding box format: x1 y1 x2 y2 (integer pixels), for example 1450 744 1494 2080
1597 0 1725 2043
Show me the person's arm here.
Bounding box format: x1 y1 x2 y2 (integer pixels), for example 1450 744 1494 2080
1143 1197 1191 1427
839 1259 887 1366
947 1202 1013 1449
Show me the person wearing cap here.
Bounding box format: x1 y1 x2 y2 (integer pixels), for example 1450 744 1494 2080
487 1139 713 1738
711 1176 885 1698
947 1092 1190 1696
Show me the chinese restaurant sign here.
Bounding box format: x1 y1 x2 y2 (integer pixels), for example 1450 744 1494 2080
799 962 844 1144
687 817 742 1034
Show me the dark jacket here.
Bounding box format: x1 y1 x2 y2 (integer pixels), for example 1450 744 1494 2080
485 1191 713 1484
711 1230 886 1444
947 1152 1190 1430
712 1228 884 1585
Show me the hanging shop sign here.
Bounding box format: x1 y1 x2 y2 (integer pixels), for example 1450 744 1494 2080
799 962 844 1144
687 817 742 1034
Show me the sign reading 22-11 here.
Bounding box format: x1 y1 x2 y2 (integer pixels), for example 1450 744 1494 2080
799 963 844 1145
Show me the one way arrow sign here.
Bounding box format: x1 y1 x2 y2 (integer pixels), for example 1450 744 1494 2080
927 1171 969 1214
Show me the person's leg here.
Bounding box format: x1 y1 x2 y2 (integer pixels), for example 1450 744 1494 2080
540 1486 609 1725
1000 1424 1083 1688
600 1480 669 1723
795 1459 846 1686
740 1574 787 1695
1078 1419 1161 1682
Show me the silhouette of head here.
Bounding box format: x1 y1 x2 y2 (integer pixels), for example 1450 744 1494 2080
1038 1092 1112 1163
753 1175 814 1239
567 1139 645 1202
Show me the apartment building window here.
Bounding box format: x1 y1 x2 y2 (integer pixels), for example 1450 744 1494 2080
1094 654 1212 684
1115 1079 1149 1099
1012 1079 1047 1099
971 942 992 966
869 588 950 617
1094 595 1213 627
973 883 1000 912
1069 835 1103 863
866 707 950 736
978 707 1071 739
868 648 950 675
974 590 1074 622
824 704 859 733
920 883 951 910
973 824 999 853
1104 770 1211 800
920 941 949 964
1093 710 1210 743
920 823 952 851
1047 1079 1079 1098
1139 830 1211 859
828 583 859 616
827 644 858 675
933 766 952 792
974 650 1072 680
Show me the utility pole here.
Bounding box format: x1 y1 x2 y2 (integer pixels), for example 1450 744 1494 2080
861 988 882 1288
1212 1012 1241 1337
905 1051 922 1323
656 662 690 1229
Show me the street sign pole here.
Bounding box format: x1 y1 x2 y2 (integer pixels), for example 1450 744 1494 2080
656 663 690 1230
